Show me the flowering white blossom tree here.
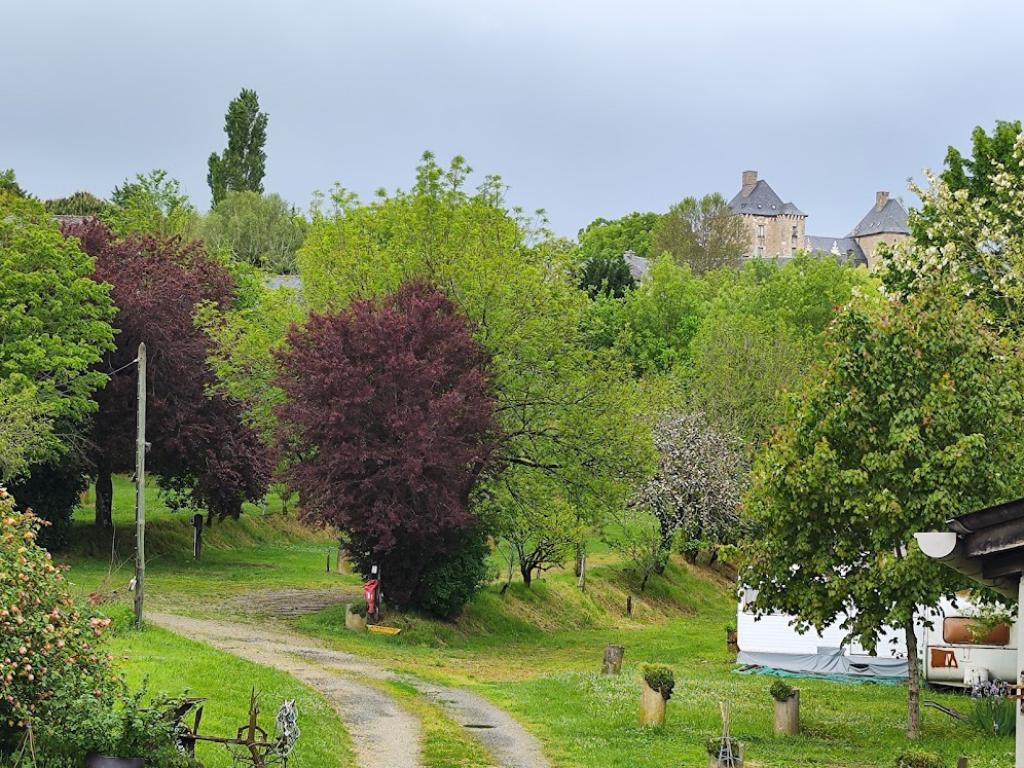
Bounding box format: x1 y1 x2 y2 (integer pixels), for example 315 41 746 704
882 129 1024 331
635 411 749 561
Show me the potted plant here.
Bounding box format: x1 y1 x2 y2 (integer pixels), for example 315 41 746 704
705 736 743 767
725 621 738 653
640 663 675 726
346 600 369 632
769 679 800 735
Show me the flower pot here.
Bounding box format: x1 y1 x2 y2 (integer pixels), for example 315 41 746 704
773 689 800 735
639 681 666 726
85 756 144 768
345 604 367 632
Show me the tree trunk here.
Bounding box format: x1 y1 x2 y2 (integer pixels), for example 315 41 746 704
520 563 533 587
905 620 921 739
574 544 584 577
94 469 113 529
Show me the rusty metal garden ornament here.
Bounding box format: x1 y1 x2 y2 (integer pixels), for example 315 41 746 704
178 689 300 768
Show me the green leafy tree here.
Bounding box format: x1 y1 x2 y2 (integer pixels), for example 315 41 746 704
744 289 1024 738
578 252 635 298
650 193 747 274
44 191 109 216
295 153 654 584
687 254 874 446
0 193 116 480
577 211 659 260
688 310 808 447
609 254 708 374
202 190 306 273
105 169 197 238
207 88 268 206
0 169 30 199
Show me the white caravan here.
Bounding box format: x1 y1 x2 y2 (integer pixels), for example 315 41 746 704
737 589 1017 687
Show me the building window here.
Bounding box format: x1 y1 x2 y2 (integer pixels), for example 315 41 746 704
942 617 1010 646
756 223 765 247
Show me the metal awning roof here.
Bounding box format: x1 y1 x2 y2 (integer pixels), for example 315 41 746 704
915 497 1024 600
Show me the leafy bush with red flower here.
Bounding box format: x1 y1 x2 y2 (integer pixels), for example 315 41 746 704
0 489 119 746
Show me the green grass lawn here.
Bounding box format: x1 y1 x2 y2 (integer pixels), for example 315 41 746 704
107 618 352 768
56 478 1015 767
63 476 358 611
296 564 1014 768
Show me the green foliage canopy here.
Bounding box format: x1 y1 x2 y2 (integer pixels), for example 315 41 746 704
0 193 115 480
202 190 306 273
745 290 1024 736
295 153 654 583
650 193 747 274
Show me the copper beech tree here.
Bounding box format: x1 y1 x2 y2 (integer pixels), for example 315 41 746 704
275 283 501 609
64 219 271 527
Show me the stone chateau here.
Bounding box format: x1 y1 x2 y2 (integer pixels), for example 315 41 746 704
727 170 910 269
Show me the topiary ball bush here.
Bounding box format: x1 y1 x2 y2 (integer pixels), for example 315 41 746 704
641 663 676 700
895 749 945 768
769 679 796 701
348 600 369 618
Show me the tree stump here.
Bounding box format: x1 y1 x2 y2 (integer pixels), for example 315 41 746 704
640 681 665 726
773 689 799 735
602 644 624 674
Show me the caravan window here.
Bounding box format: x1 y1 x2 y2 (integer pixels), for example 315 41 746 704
942 617 1010 646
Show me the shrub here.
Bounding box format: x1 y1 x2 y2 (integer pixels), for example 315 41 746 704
0 489 119 749
895 749 945 768
348 600 369 618
641 664 675 700
29 687 198 767
416 527 490 619
769 680 796 702
969 680 1016 736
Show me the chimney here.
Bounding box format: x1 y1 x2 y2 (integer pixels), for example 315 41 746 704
742 170 757 197
875 191 889 211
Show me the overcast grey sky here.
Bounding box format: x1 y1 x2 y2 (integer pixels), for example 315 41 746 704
4 1 1023 238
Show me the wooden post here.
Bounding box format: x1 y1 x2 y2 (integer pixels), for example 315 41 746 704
773 689 800 736
326 548 331 573
626 595 633 616
133 342 147 629
192 513 203 560
602 644 625 674
639 682 666 726
957 757 968 768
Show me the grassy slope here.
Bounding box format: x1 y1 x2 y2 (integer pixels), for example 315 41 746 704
297 564 1013 768
107 619 353 768
59 477 1014 767
64 476 358 609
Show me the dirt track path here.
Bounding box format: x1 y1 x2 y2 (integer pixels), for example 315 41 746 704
150 613 550 768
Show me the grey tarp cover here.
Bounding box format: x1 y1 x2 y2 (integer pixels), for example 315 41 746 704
737 646 908 679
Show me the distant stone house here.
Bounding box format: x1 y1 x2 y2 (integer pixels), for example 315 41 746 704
727 170 910 270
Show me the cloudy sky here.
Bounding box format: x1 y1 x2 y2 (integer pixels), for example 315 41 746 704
5 1 1023 238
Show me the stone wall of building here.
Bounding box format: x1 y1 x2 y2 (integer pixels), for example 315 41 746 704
855 232 908 270
741 213 806 258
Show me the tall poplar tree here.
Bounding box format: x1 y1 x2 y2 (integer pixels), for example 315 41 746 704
207 88 268 206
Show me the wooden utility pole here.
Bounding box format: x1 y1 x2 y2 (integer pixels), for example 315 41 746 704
134 343 147 628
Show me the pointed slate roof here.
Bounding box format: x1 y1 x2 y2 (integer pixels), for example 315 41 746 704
805 235 867 267
729 180 806 217
849 196 910 237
